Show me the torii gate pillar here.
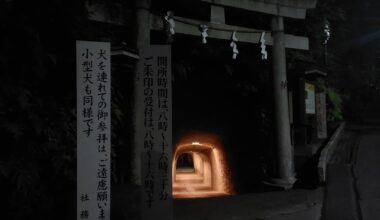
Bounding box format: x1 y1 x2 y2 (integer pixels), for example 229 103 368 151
268 16 296 188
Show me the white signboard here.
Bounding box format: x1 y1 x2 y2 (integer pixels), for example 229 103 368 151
137 45 173 220
77 41 111 220
305 82 316 114
316 92 327 138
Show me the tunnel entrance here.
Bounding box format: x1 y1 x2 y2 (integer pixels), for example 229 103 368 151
176 153 195 171
172 133 234 199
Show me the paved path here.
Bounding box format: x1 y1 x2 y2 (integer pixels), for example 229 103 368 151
323 124 380 220
174 188 323 220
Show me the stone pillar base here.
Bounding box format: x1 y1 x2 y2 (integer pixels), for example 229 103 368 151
263 176 297 190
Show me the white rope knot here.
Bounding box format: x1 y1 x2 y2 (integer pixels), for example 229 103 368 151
164 11 175 35
200 25 208 44
323 23 330 45
230 31 239 59
260 32 268 60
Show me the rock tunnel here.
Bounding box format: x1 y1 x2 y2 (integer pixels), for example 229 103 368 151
172 133 234 198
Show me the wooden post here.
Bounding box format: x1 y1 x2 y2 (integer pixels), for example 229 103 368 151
133 0 151 185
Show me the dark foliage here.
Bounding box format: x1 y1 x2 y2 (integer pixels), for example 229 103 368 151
0 0 134 219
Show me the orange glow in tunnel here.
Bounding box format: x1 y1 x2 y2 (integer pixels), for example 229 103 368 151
172 133 234 199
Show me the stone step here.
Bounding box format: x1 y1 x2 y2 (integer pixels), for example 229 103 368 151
173 183 212 192
173 190 228 199
175 174 204 182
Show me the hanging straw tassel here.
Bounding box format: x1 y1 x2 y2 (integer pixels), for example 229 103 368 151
230 31 239 59
200 25 208 44
164 11 176 35
260 32 268 60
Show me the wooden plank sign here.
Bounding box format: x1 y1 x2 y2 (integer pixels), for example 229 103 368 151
136 45 173 220
77 41 111 220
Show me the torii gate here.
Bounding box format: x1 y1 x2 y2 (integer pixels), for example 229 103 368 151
133 0 317 190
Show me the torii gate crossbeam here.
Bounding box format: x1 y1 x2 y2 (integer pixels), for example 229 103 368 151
132 0 317 190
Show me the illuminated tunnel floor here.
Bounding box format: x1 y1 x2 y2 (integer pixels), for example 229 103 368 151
173 173 230 199
174 191 230 199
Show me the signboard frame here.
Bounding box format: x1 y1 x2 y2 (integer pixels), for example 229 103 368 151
316 92 327 139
